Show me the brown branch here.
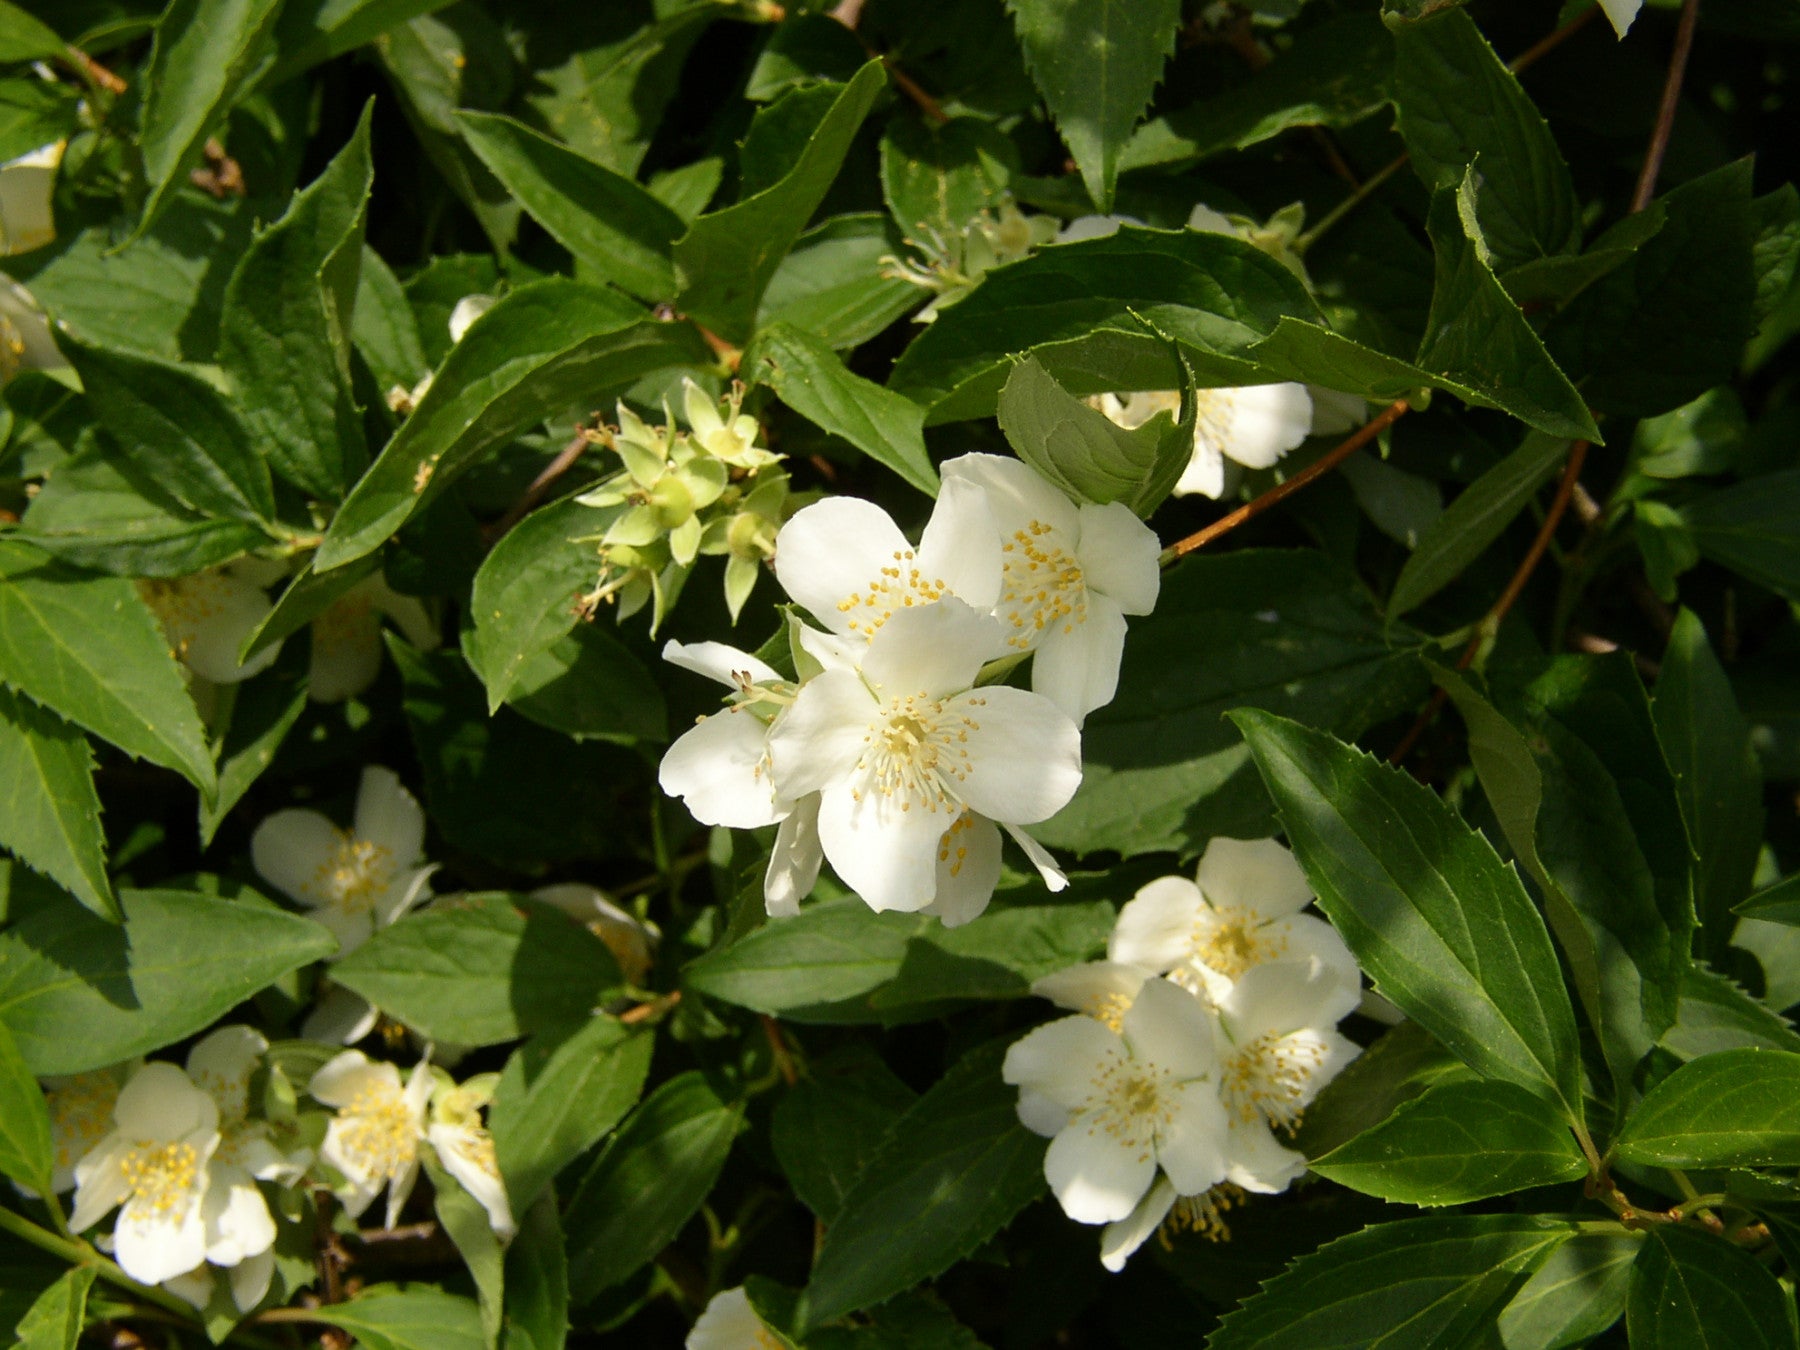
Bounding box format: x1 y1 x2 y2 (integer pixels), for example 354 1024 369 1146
1162 399 1411 562
1632 0 1702 212
485 431 594 544
880 55 948 124
620 990 682 1024
761 1015 798 1086
64 44 127 95
1508 3 1601 75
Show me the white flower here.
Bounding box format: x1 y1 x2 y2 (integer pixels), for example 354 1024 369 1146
69 1063 221 1285
530 883 656 985
1003 977 1229 1225
447 293 496 342
1599 0 1641 36
1096 384 1314 501
1030 960 1150 1030
427 1076 513 1240
1054 213 1141 244
39 1061 138 1194
310 1051 433 1228
136 567 282 685
0 279 65 383
1214 959 1360 1194
940 453 1161 724
308 573 439 703
0 140 63 257
766 598 1080 917
772 481 1002 653
1108 837 1361 1008
688 1285 784 1350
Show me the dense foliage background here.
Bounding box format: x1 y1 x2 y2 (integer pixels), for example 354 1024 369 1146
1 0 1799 1345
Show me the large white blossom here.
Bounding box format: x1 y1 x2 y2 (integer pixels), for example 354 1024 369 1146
1004 977 1230 1225
940 453 1161 724
310 1050 433 1229
766 598 1080 917
1108 837 1361 1008
69 1063 221 1285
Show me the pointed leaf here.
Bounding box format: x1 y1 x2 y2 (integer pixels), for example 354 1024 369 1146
1495 1232 1637 1350
312 1286 485 1350
1627 1226 1798 1350
12 1265 96 1350
1612 1047 1800 1168
0 685 114 921
503 1194 567 1350
0 1017 52 1198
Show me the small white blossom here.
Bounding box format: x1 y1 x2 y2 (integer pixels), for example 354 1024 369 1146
69 1063 221 1285
427 1076 513 1240
137 567 282 686
1108 837 1361 1008
1004 978 1229 1225
39 1061 138 1194
308 574 438 704
1092 384 1314 501
940 453 1161 724
310 1051 433 1228
447 293 496 342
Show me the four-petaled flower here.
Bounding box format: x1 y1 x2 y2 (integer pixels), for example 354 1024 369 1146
310 1050 434 1229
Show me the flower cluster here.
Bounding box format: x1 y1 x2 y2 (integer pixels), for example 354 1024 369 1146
1004 837 1364 1270
660 452 1161 924
881 200 1061 321
46 1036 513 1310
573 378 793 629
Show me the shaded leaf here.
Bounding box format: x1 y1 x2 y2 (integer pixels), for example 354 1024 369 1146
0 1016 52 1198
1612 1048 1800 1168
1626 1225 1797 1350
0 685 113 920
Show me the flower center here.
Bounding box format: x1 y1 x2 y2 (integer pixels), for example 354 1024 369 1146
853 692 980 812
1193 906 1285 981
998 522 1087 650
1086 1051 1177 1163
120 1141 200 1217
834 548 949 637
336 1084 418 1181
1222 1033 1326 1132
1163 1183 1245 1244
48 1072 120 1173
316 832 395 913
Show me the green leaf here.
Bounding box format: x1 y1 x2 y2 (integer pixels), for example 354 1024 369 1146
1122 10 1391 171
1390 6 1580 270
1626 1225 1798 1350
1661 963 1800 1060
0 78 77 167
496 620 668 746
1415 176 1598 442
428 1154 504 1350
17 442 269 579
1682 468 1800 604
490 1016 654 1214
746 13 868 100
880 114 1014 239
0 1017 52 1197
770 1047 917 1224
888 224 1321 423
0 886 335 1075
1387 431 1570 619
503 1194 567 1350
0 540 216 794
12 1265 96 1350
1232 709 1585 1123
354 245 430 395
741 322 938 496
0 2 66 63
217 104 374 500
1655 610 1763 958
456 110 683 304
263 0 458 86
1549 160 1758 418
331 893 623 1047
1495 1231 1636 1350
0 685 114 921
1736 872 1800 924
135 0 285 239
806 1291 986 1350
1206 1215 1579 1349
199 652 308 847
316 280 708 570
1008 0 1178 211
1038 550 1426 859
1612 1047 1800 1168
240 555 381 665
311 1286 485 1350
673 61 884 341
59 334 275 525
1750 183 1800 323
800 1039 1046 1330
564 1071 742 1304
993 353 1193 517
758 213 923 349
1311 1079 1586 1206
1293 1020 1475 1160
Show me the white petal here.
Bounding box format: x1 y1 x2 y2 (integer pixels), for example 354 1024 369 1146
815 782 945 913
1045 1111 1157 1224
115 1063 219 1140
922 812 1001 927
250 809 341 908
952 686 1082 825
1196 836 1312 921
1109 877 1204 974
368 577 439 651
1307 386 1368 436
385 1156 420 1230
1054 214 1135 244
430 1124 514 1239
764 795 823 917
1030 961 1149 1017
1598 0 1641 36
230 1247 275 1313
659 710 782 829
310 901 374 958
69 1136 131 1233
308 1052 394 1109
859 597 1005 700
661 639 780 688
1030 592 1127 725
115 1193 210 1285
303 987 381 1044
1002 1016 1122 1108
772 496 910 637
792 622 861 674
1074 502 1161 615
687 1287 769 1350
1173 437 1225 499
308 608 383 703
1154 1081 1230 1194
765 670 872 800
939 452 1080 542
1003 823 1069 891
1218 384 1313 470
1221 959 1358 1043
0 140 64 255
1278 913 1363 1014
186 1026 266 1122
915 476 1003 613
1185 203 1235 235
1120 978 1219 1082
374 865 437 931
202 1169 277 1264
1101 1178 1176 1272
174 572 277 685
1016 1088 1071 1138
447 294 496 342
355 767 425 864
162 1265 214 1311
1222 1115 1308 1194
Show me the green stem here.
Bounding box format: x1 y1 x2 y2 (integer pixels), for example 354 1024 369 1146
1293 154 1408 254
0 1204 199 1320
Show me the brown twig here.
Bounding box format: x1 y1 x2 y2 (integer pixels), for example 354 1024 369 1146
1387 441 1591 764
761 1015 799 1086
1509 2 1601 75
64 44 127 95
879 55 948 124
1162 399 1411 562
1631 0 1702 212
485 430 595 544
620 990 683 1024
